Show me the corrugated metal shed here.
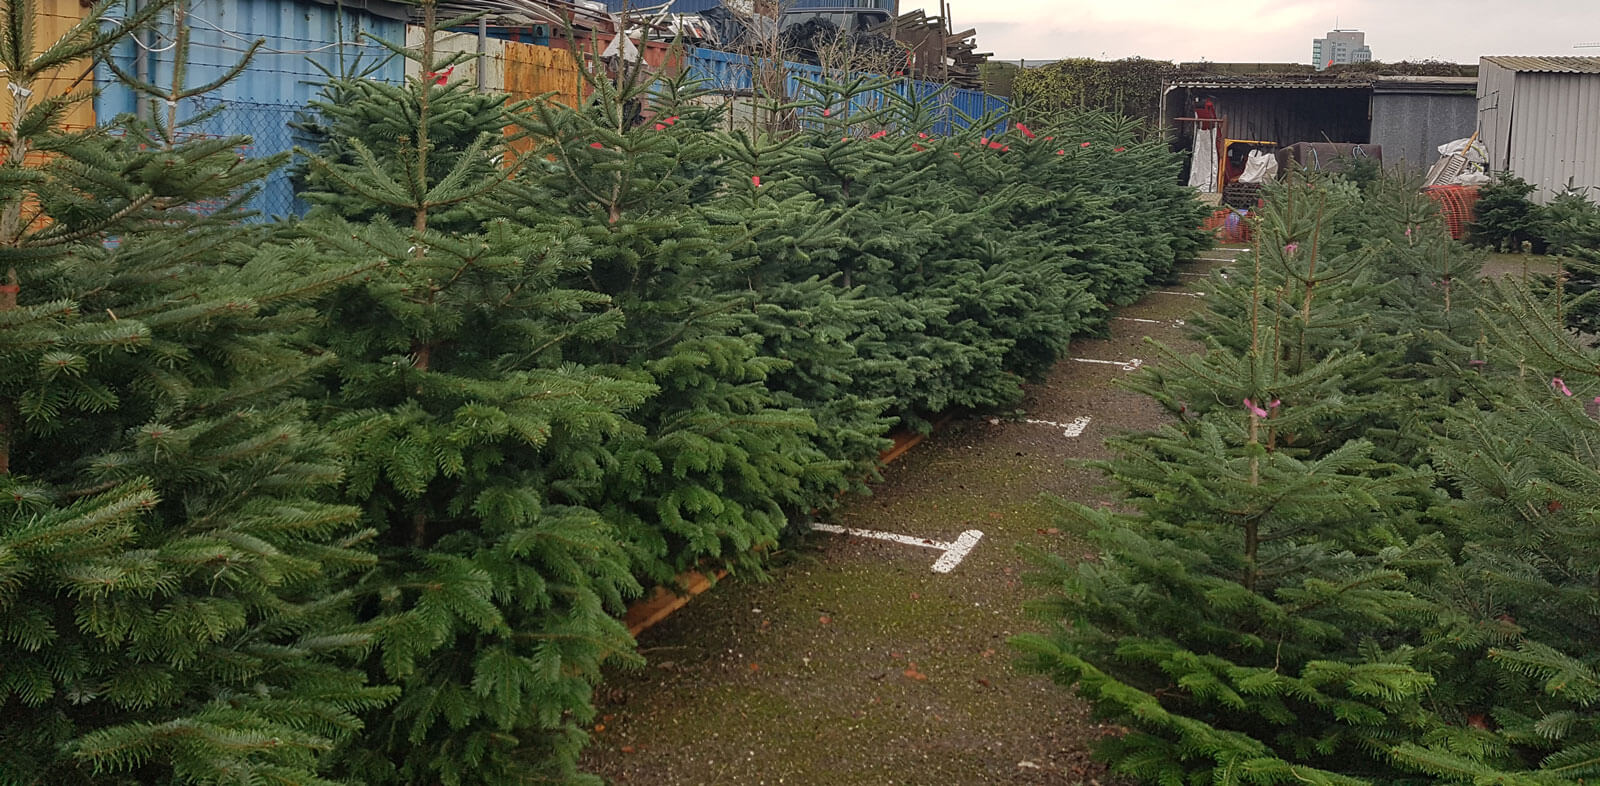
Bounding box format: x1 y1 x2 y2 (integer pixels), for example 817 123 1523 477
96 0 407 218
1477 56 1600 202
1369 76 1477 171
1480 56 1600 74
1163 84 1372 150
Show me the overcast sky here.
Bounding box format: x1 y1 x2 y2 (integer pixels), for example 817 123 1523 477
906 0 1600 64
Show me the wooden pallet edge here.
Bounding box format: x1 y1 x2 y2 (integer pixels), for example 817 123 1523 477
622 414 952 637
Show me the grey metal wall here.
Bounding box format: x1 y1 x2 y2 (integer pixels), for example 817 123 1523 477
1476 60 1517 174
1505 73 1600 202
1371 92 1477 172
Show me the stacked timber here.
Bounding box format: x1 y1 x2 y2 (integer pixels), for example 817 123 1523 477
869 6 990 89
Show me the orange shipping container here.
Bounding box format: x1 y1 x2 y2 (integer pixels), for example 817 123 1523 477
1 0 97 134
503 41 584 108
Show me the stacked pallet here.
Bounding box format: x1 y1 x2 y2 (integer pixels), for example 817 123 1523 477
869 5 990 89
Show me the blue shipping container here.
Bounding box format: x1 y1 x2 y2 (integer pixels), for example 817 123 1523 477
685 46 1006 136
97 0 408 219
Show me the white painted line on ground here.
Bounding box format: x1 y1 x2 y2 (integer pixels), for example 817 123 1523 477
930 530 985 573
1073 357 1143 371
1115 316 1186 327
809 523 985 573
1023 415 1092 438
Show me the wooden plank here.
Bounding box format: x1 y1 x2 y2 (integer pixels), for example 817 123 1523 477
624 569 726 636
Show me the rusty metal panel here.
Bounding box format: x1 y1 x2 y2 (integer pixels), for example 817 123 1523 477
1 0 97 132
502 41 583 107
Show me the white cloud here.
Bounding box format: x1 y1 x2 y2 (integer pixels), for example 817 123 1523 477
910 0 1600 63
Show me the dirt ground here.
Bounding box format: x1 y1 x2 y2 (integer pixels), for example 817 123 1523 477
580 248 1242 786
1479 251 1558 280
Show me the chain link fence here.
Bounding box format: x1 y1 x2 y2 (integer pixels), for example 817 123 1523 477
188 97 319 219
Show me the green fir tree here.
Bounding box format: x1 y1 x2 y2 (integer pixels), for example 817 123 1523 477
294 5 653 783
1 2 393 782
505 62 846 584
1015 176 1462 785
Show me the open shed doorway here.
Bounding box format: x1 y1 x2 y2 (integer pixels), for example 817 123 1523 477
1163 81 1373 190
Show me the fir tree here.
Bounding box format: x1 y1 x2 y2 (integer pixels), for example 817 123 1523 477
1397 271 1600 784
293 6 653 783
505 62 846 584
1014 176 1458 785
1 1 392 782
704 129 898 499
1468 173 1547 253
776 79 1041 425
1540 190 1600 339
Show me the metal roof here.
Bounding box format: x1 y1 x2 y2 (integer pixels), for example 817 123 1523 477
1481 56 1600 74
1166 77 1370 90
1371 75 1478 93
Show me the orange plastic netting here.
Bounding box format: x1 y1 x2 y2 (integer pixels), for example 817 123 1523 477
1423 185 1480 240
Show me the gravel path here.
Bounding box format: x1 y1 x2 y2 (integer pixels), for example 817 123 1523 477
582 248 1243 785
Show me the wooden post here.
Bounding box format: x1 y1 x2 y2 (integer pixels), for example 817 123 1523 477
477 17 488 92
134 0 150 121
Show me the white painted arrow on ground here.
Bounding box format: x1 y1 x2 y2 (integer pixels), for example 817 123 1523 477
1073 357 1143 371
1024 416 1092 438
809 523 984 573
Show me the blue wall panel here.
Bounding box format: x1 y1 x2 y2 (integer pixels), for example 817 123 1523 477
685 46 1006 136
97 0 406 219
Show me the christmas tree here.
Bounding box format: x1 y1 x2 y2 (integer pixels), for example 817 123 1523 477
1541 190 1600 338
1398 269 1600 783
1 1 393 782
505 61 846 584
702 128 898 498
1015 175 1464 784
294 5 653 783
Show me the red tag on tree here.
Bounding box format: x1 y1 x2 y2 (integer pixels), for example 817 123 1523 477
426 66 455 85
